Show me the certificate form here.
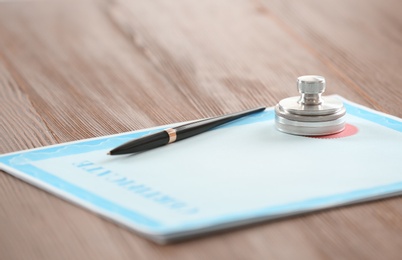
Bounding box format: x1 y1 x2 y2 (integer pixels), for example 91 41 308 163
1 96 401 243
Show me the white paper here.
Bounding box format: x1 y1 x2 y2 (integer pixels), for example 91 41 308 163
1 96 401 243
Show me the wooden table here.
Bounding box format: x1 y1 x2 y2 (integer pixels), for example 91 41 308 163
1 0 401 259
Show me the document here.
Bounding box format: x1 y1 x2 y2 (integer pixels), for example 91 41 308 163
1 96 401 243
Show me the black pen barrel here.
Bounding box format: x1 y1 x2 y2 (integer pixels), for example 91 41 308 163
175 107 265 141
108 106 265 155
109 131 169 155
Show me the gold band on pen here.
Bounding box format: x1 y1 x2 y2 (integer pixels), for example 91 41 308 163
165 128 177 143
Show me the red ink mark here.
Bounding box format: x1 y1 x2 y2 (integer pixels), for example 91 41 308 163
311 124 358 139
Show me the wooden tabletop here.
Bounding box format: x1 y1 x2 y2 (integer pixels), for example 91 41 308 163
1 0 401 259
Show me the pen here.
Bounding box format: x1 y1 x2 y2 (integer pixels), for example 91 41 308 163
108 106 266 155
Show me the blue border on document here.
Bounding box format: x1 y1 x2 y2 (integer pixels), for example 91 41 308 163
9 163 162 230
344 103 402 132
0 101 401 234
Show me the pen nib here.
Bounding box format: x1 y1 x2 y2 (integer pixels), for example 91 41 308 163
106 151 111 155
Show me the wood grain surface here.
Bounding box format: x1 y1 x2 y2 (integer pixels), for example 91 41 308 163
0 0 401 259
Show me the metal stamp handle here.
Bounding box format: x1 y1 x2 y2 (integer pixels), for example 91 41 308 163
297 75 326 105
